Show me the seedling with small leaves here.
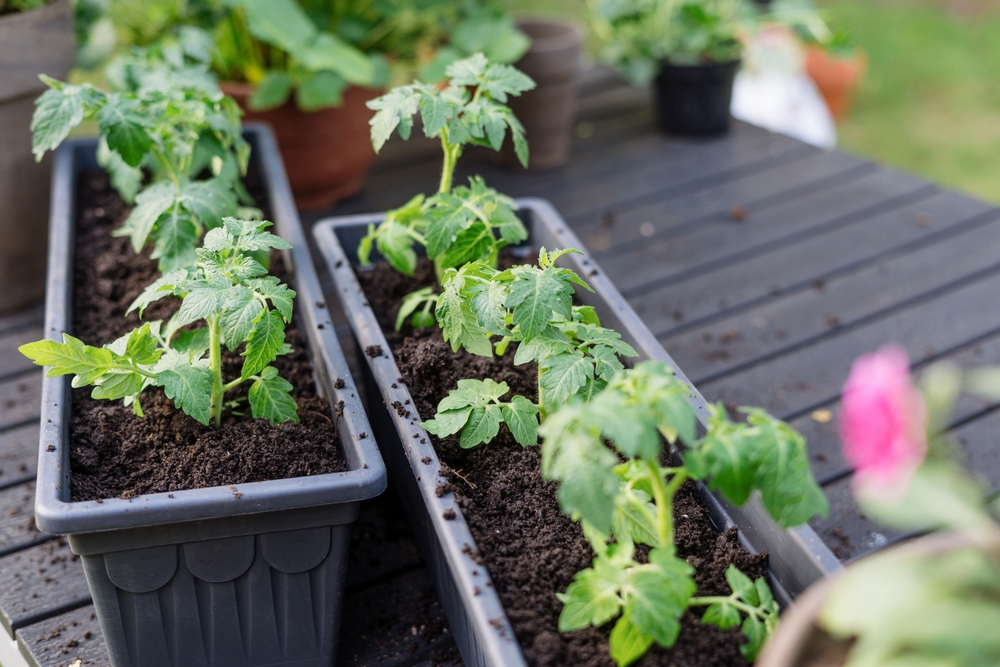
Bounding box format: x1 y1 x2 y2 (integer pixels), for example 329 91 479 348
31 53 250 272
20 219 299 428
357 53 535 286
422 248 638 448
540 361 826 666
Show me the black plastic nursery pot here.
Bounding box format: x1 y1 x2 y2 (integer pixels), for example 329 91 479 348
654 59 740 136
34 125 386 667
312 199 842 667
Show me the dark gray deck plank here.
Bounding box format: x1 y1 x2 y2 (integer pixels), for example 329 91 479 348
611 168 933 298
0 372 42 432
662 199 1000 384
0 325 43 383
0 304 44 338
0 481 47 557
629 182 954 337
697 270 1000 420
0 539 91 638
576 150 872 255
17 604 106 667
0 423 39 491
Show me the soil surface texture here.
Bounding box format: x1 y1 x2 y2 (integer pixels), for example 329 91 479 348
68 170 345 501
359 257 768 667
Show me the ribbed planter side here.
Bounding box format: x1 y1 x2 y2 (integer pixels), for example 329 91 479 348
0 0 75 313
36 125 386 667
313 199 842 667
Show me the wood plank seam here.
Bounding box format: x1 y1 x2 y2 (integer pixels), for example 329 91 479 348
0 535 55 561
0 416 43 438
594 161 880 260
0 367 41 388
690 258 1000 386
566 142 819 226
0 473 38 494
10 597 94 635
624 184 939 299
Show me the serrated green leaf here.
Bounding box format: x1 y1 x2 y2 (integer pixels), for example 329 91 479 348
158 364 213 425
440 221 494 269
128 270 185 317
32 85 87 161
296 69 348 111
375 218 418 276
445 53 489 85
506 266 574 340
124 324 161 365
20 335 113 385
242 309 285 379
609 612 654 667
249 70 294 111
419 94 453 137
221 289 264 350
557 560 625 632
172 328 210 355
459 404 502 448
625 557 694 648
425 195 471 259
726 565 758 606
422 407 473 438
172 277 230 329
179 179 237 230
435 274 494 357
613 488 660 547
91 371 145 401
740 615 767 661
248 372 299 424
119 182 178 253
150 208 198 271
469 279 509 336
701 601 742 631
501 395 539 447
97 95 152 167
540 353 594 408
367 86 420 152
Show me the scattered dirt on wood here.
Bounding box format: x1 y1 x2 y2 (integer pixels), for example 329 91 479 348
359 258 768 667
68 170 345 501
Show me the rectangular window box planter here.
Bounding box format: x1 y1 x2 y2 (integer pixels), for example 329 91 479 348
35 125 386 667
313 198 842 667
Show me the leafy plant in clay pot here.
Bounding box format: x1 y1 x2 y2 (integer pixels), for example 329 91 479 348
588 0 745 135
759 346 1000 667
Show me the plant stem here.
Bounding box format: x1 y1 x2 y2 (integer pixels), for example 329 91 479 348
208 313 224 427
155 151 182 187
688 596 763 617
438 130 460 194
647 464 687 548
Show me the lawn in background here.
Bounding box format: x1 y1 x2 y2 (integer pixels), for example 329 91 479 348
811 0 1000 203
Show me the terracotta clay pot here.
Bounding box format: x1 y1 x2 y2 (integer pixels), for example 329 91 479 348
757 532 976 667
497 18 584 170
804 44 867 123
221 82 381 210
0 0 75 313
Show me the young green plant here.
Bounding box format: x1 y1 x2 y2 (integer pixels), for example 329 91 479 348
421 248 639 447
539 361 828 666
20 218 299 428
31 53 250 272
357 53 535 297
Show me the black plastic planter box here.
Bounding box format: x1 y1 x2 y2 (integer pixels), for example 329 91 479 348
313 199 842 667
35 125 386 667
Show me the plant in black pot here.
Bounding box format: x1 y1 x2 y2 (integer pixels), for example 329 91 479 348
589 0 745 135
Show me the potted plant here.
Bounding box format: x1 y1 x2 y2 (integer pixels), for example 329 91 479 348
0 0 74 312
587 0 745 135
313 54 840 667
803 31 866 123
495 18 585 170
758 347 1000 667
19 54 385 667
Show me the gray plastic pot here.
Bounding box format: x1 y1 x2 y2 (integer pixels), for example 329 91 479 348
312 199 842 667
496 19 583 170
36 125 386 667
0 0 75 313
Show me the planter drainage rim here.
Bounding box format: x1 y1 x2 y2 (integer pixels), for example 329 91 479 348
313 197 842 667
35 124 386 537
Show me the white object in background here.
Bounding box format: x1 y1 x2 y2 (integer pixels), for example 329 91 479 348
731 69 837 148
731 25 837 149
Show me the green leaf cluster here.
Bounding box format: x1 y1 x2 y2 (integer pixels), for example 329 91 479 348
422 378 539 448
538 361 825 665
31 58 249 271
21 218 298 428
588 0 745 85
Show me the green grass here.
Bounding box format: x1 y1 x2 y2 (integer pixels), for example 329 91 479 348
819 0 1000 203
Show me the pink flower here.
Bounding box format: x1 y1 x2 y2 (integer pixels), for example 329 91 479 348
840 345 927 496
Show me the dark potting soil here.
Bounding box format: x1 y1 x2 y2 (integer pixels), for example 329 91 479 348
358 258 768 667
68 170 346 501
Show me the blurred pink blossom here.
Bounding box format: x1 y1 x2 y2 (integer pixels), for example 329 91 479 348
840 345 927 496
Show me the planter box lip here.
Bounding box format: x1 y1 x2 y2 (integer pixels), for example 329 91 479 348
34 125 386 536
313 198 842 666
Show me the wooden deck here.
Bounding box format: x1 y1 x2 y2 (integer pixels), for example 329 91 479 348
3 66 1000 665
